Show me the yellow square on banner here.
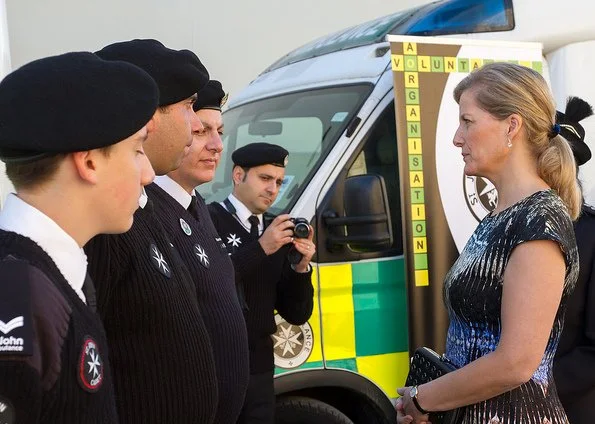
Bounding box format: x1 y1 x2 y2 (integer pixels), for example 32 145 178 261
411 204 425 220
417 56 431 72
409 171 424 187
470 58 483 71
391 55 404 71
356 352 410 398
408 138 422 154
415 270 429 286
445 57 457 72
413 237 427 253
403 42 417 55
404 72 419 88
406 105 421 122
519 60 531 68
318 264 356 360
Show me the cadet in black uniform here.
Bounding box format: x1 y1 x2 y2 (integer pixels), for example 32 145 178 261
554 96 595 424
0 52 158 424
84 40 220 424
207 143 315 424
151 80 249 424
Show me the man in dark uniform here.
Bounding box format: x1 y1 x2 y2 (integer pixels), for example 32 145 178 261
84 39 220 424
0 52 158 423
151 80 250 424
207 142 315 424
554 96 595 424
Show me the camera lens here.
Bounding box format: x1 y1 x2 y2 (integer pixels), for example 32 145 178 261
294 222 309 239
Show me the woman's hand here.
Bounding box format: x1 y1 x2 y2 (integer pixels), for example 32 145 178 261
397 387 431 424
395 397 413 424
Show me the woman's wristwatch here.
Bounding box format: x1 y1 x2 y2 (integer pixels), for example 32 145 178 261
409 385 431 414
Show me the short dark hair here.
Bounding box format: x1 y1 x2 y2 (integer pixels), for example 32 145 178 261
6 154 67 190
6 146 113 190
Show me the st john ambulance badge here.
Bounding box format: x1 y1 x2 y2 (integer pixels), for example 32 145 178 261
78 337 103 393
179 218 192 236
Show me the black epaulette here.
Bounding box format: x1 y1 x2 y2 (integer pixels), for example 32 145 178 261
582 204 595 217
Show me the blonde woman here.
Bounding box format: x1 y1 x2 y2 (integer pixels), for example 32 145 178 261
397 63 580 424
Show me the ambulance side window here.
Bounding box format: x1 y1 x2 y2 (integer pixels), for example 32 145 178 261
348 103 403 254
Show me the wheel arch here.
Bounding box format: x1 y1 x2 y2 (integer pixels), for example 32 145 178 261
274 368 396 423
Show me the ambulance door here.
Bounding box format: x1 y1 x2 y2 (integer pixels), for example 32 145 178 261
314 96 410 397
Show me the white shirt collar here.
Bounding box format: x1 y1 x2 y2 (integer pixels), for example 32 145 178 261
154 175 193 209
0 194 88 303
224 194 263 233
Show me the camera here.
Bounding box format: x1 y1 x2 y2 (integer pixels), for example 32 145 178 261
287 217 310 265
290 217 310 239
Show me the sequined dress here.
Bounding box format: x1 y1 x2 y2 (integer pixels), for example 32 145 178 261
444 190 578 424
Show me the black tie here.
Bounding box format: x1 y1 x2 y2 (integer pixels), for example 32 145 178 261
187 196 200 221
248 215 260 238
82 273 97 312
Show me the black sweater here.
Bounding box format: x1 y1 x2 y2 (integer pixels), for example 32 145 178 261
146 183 249 424
0 231 118 423
84 192 218 424
207 202 314 374
554 205 595 423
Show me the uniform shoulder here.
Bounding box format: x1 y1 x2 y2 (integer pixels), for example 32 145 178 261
0 259 70 358
582 203 595 217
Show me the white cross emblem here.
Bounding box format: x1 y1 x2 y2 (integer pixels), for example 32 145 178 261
150 244 171 277
227 233 242 247
87 349 101 378
194 244 210 268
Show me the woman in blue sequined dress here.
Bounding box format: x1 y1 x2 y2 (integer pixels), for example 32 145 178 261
397 63 580 424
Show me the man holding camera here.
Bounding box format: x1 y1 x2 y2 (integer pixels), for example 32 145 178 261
207 142 314 424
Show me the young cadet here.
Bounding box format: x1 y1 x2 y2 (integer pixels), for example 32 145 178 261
0 52 158 423
150 79 249 424
207 143 315 424
83 40 219 424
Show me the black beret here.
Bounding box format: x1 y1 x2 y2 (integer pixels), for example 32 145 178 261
0 51 159 163
96 39 209 106
232 142 289 168
193 80 228 112
556 96 593 166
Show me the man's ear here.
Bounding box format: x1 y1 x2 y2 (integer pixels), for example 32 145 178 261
507 114 523 139
232 165 244 185
71 150 100 184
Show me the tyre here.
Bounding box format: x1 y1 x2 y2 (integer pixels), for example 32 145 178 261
276 396 354 424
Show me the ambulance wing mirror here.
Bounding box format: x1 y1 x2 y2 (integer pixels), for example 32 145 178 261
323 174 393 252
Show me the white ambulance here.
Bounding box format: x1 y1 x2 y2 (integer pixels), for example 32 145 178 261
197 0 595 422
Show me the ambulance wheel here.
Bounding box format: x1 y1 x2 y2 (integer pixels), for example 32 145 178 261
276 396 354 424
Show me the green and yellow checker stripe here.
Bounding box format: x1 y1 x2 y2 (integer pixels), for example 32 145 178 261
276 257 410 398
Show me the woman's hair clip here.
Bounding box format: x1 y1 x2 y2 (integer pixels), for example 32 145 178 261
552 123 561 136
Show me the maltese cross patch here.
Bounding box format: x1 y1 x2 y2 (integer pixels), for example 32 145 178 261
194 244 210 268
78 337 103 392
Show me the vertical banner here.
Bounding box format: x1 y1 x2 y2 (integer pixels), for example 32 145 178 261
388 35 543 353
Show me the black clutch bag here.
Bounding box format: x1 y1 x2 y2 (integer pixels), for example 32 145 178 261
405 347 464 424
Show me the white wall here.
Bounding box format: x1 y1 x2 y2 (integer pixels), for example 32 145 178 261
5 0 428 98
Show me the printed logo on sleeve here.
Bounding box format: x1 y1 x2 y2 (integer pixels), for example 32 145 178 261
78 337 104 393
0 316 24 353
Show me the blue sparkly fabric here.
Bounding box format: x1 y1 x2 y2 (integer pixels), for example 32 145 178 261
444 190 578 424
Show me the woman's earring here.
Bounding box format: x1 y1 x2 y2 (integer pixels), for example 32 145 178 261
507 137 512 148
